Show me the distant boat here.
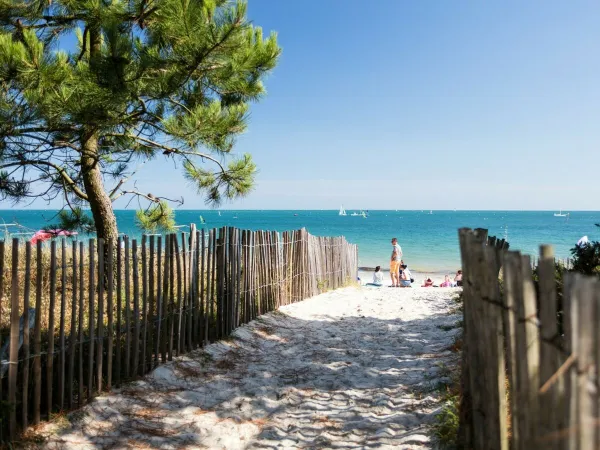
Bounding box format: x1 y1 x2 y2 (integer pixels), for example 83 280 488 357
360 211 367 218
350 211 360 216
429 210 433 215
339 205 347 216
199 215 206 224
218 211 221 216
554 210 569 217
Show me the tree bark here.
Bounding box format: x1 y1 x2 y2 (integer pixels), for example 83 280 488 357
80 24 119 244
81 132 119 243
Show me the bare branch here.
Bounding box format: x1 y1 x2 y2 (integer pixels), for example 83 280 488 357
0 160 88 200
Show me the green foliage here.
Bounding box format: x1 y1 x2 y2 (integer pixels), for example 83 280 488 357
44 207 95 232
0 0 280 234
570 240 600 276
135 201 176 233
433 393 460 449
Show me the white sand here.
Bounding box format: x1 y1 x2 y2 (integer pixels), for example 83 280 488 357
37 286 462 449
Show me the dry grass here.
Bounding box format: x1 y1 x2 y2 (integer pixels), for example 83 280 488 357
0 241 217 343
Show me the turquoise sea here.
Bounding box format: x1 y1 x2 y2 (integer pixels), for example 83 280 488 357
0 210 597 273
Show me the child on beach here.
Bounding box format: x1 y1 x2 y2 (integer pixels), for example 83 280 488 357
366 266 384 287
422 277 434 287
390 238 403 287
399 264 412 287
440 275 453 287
454 270 463 287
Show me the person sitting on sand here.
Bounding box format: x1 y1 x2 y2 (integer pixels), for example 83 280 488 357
366 266 384 287
440 275 453 287
389 238 403 287
422 277 434 287
454 270 463 287
399 264 412 287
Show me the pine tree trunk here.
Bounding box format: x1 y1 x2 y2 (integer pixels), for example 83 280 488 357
81 132 118 243
80 25 118 244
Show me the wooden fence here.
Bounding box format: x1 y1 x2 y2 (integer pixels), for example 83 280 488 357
0 226 358 442
458 228 598 450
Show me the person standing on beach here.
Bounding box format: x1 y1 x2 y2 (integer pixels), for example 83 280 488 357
390 238 403 287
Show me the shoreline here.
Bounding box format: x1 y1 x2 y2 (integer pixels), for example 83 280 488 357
358 265 454 276
358 267 459 286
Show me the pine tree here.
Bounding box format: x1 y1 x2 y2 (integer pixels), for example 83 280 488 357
0 0 280 241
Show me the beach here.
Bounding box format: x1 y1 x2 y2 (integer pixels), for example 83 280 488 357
35 285 462 449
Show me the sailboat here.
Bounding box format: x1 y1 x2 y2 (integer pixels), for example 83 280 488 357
339 205 347 216
429 210 433 215
199 215 206 224
554 210 568 217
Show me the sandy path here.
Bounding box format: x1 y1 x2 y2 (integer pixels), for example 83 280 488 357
39 286 462 449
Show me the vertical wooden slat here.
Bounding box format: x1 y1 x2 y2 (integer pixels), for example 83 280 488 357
187 229 195 350
116 237 122 387
241 230 247 323
58 239 67 409
211 230 217 341
168 234 175 361
161 235 170 363
456 228 484 450
96 239 104 394
132 239 140 377
537 245 561 450
204 230 212 345
562 273 577 450
227 227 234 334
22 242 31 429
33 241 42 424
87 239 95 401
156 236 163 365
235 229 242 328
47 240 57 417
502 251 521 449
575 276 595 450
141 235 148 374
148 236 155 370
193 230 200 348
199 230 205 345
481 243 507 450
218 228 225 338
181 233 192 353
229 228 236 331
181 232 189 352
124 237 131 378
8 239 20 439
77 242 84 407
106 239 114 390
515 255 540 448
179 234 186 353
174 233 183 354
67 241 78 409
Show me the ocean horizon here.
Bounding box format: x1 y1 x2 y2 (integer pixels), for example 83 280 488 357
1 209 597 274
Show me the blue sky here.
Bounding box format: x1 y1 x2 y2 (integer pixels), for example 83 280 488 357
19 0 600 210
